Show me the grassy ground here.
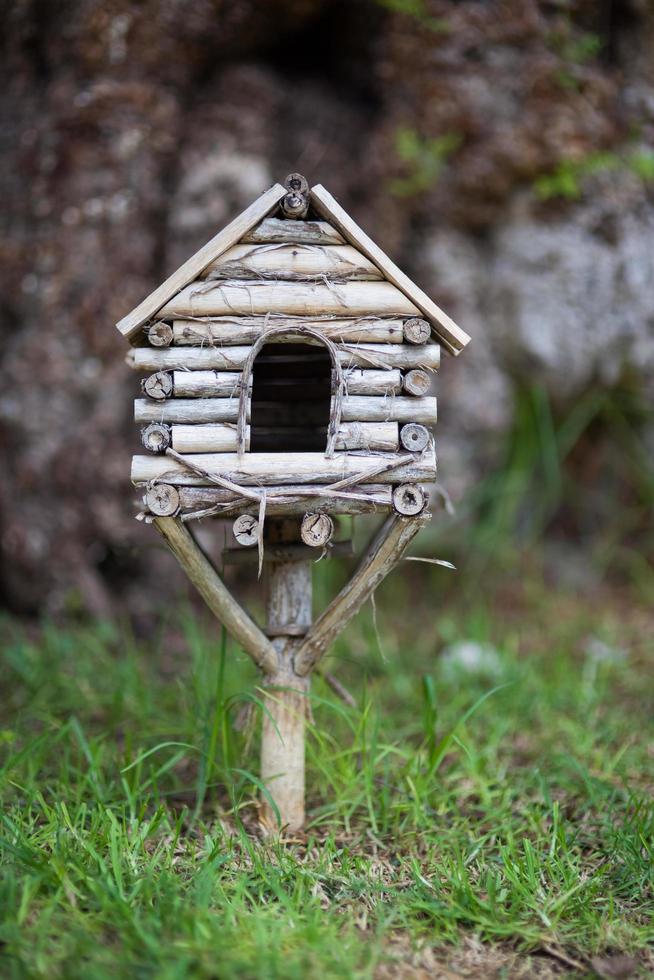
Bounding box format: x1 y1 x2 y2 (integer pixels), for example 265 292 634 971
1 555 653 979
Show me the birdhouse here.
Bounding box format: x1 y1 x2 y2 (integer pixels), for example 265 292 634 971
116 174 470 832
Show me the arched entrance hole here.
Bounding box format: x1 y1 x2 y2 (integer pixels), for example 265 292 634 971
249 342 333 452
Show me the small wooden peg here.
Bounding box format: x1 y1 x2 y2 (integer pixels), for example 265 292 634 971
392 483 426 516
403 318 431 345
142 371 173 400
403 369 431 397
300 513 334 548
400 423 430 453
281 172 309 220
146 483 180 516
233 514 259 547
141 422 172 453
147 321 174 347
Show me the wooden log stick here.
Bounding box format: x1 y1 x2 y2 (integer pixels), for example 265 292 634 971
242 217 345 246
142 371 174 400
280 192 309 220
232 514 259 547
141 422 171 453
336 343 441 371
223 541 354 564
172 316 403 345
260 551 312 833
128 344 441 373
403 369 431 396
300 513 334 547
285 172 309 196
344 368 401 395
253 422 398 453
137 395 435 426
202 244 382 282
153 517 278 675
247 369 401 398
157 280 421 319
294 511 431 676
400 423 430 452
145 483 180 516
173 371 247 398
135 398 243 424
392 483 427 516
132 447 437 487
171 423 248 453
280 172 310 220
147 321 173 347
170 484 394 517
403 318 431 345
342 396 436 424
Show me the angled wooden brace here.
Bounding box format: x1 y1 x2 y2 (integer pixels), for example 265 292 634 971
293 511 430 677
154 517 279 676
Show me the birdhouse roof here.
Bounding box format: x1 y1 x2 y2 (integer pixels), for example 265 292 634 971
116 181 471 354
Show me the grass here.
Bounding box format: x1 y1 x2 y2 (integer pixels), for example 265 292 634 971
1 566 653 978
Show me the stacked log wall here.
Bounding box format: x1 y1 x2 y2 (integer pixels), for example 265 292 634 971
130 213 441 520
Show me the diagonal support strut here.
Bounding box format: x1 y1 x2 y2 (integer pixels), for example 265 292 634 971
154 516 279 676
293 511 430 677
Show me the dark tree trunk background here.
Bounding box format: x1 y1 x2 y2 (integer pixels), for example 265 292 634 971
1 0 652 616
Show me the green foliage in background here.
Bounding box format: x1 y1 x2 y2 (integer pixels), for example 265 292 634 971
389 128 462 197
375 0 449 33
428 381 654 606
534 148 654 200
1 570 653 977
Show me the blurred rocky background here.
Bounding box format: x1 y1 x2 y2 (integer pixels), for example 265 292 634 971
1 0 652 617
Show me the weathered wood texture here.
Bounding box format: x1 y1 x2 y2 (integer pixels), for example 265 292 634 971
172 371 247 398
232 514 259 546
148 321 173 347
171 423 248 453
309 184 470 354
403 317 431 345
400 423 431 452
203 244 381 281
136 395 435 426
344 368 401 395
341 396 436 424
191 421 398 453
161 368 401 399
242 217 345 246
146 484 180 516
128 342 441 372
300 513 334 547
294 511 430 676
260 557 312 833
153 517 278 675
155 483 394 517
135 398 243 424
142 371 175 400
280 172 310 221
403 369 432 396
141 422 171 453
172 316 404 346
157 280 421 319
116 183 286 342
392 483 427 516
132 447 437 487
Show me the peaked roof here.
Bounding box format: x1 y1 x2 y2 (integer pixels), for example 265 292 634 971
116 180 471 354
310 185 470 354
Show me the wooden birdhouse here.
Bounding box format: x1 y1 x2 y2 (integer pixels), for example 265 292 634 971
117 174 470 832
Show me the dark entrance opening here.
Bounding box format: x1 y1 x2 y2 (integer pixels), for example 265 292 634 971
249 342 332 452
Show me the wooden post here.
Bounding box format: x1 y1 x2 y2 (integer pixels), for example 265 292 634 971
260 524 312 834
